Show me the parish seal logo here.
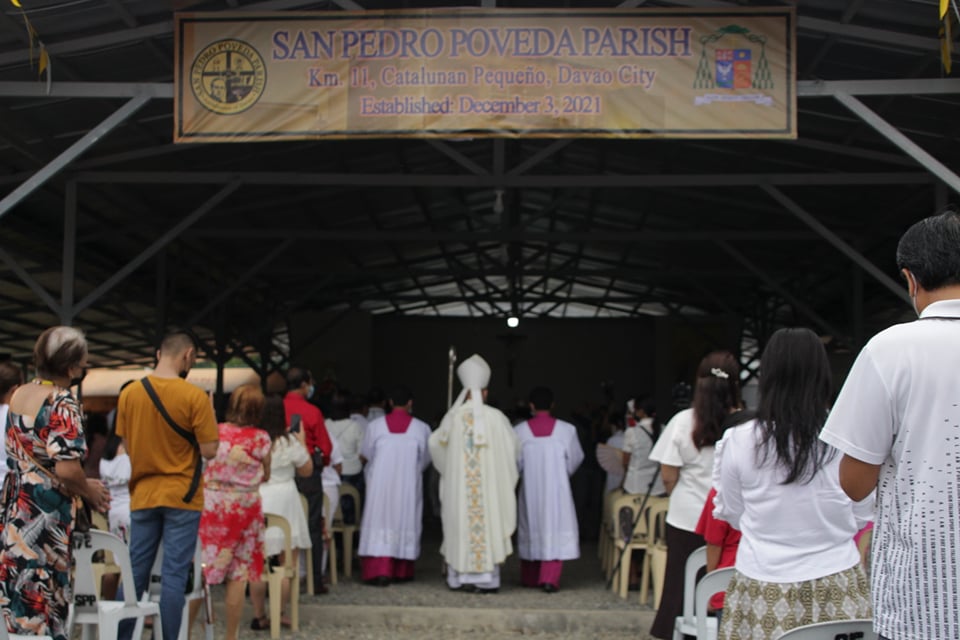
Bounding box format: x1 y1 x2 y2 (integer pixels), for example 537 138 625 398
190 39 266 115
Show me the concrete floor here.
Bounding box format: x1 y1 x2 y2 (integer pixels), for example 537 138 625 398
193 532 658 640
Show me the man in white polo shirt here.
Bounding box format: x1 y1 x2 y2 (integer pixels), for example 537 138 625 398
820 209 960 640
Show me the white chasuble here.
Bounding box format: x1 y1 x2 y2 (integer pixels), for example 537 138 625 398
429 403 519 574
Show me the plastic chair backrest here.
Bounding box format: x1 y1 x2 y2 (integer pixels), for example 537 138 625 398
610 493 636 543
646 497 670 539
338 483 362 523
680 546 707 622
777 619 876 640
264 513 293 571
603 488 623 527
73 530 139 611
636 495 669 538
694 567 735 640
145 539 203 599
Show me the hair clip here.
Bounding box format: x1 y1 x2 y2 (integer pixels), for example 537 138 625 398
710 368 729 379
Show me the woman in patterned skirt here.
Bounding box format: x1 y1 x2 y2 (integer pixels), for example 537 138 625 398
199 384 272 640
0 327 111 640
712 328 873 639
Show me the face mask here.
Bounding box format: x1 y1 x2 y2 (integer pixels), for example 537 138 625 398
306 384 316 399
70 367 87 387
906 271 920 318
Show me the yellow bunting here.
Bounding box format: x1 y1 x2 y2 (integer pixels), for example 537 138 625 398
942 2 957 74
9 1 52 84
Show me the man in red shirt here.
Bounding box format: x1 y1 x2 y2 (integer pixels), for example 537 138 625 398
283 366 333 593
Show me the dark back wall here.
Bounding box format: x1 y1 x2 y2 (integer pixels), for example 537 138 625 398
294 310 741 539
370 315 657 427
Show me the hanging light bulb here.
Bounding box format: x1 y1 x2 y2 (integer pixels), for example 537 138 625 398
506 316 519 328
493 189 505 215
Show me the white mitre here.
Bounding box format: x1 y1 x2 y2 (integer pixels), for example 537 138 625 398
451 353 491 445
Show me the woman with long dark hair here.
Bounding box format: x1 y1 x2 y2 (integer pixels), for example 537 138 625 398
649 351 743 639
250 395 314 629
713 328 872 639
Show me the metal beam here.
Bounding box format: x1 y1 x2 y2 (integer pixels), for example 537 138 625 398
1 79 955 101
801 0 866 78
0 248 61 314
73 171 933 188
660 0 955 54
798 79 960 97
71 181 242 315
0 82 173 99
61 181 77 324
186 239 294 326
798 15 944 55
784 138 917 167
0 95 150 223
0 0 332 68
834 92 960 197
508 141 572 176
186 228 819 243
760 185 910 303
425 140 488 175
716 240 848 342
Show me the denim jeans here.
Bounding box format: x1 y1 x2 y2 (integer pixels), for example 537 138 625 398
118 507 201 640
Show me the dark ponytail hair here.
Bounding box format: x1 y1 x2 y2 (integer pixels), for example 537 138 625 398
260 394 289 442
755 327 836 484
691 351 742 449
102 433 123 461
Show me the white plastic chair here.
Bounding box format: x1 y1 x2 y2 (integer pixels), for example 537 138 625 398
331 483 361 578
299 493 315 595
694 567 735 640
672 545 708 640
263 513 300 639
639 496 670 606
68 530 162 640
131 539 211 640
321 493 338 586
777 619 876 639
647 507 669 609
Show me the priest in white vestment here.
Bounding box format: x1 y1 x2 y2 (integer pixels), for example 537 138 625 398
429 354 520 592
357 386 432 586
515 386 585 592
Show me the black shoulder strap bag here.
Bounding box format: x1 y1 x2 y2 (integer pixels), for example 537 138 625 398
141 377 203 504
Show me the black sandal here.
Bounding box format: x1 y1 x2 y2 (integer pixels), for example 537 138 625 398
250 616 270 631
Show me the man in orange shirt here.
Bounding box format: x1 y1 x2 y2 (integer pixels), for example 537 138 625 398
116 332 219 640
283 366 333 591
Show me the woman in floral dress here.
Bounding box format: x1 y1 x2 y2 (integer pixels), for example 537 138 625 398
199 384 272 640
0 326 111 640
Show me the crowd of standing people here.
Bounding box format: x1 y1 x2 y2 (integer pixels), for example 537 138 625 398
1 209 959 640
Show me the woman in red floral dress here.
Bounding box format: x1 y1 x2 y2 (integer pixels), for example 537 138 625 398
199 384 272 640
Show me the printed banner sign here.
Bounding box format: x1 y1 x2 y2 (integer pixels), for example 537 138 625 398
174 8 795 142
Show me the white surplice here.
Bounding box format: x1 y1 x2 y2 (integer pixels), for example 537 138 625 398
515 419 584 561
358 415 432 560
429 403 519 576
